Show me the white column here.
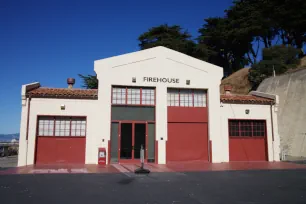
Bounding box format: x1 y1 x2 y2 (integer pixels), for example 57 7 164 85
18 98 29 167
208 85 224 163
272 105 281 161
156 86 167 164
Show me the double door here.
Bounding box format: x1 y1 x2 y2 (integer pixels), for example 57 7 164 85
120 122 146 162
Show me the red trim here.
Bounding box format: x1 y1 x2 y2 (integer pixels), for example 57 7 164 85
108 140 111 164
125 87 128 104
118 121 148 163
140 88 142 105
132 122 135 160
111 104 155 107
155 140 158 164
145 122 148 160
112 120 155 123
118 122 121 161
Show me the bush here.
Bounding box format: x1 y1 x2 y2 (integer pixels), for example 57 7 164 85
249 45 300 89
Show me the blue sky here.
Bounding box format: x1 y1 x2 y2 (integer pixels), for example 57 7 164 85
0 0 233 133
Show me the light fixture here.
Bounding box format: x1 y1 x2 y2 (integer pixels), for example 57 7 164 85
61 104 65 110
245 109 250 114
132 77 136 83
186 80 190 85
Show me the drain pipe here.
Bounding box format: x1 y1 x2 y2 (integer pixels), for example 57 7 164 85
25 97 31 166
270 102 275 161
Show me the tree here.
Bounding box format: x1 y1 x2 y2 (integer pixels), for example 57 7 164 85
226 0 278 63
198 17 249 74
138 24 198 57
78 74 98 89
269 0 306 56
249 45 300 89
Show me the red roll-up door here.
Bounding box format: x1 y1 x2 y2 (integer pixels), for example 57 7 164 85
35 136 86 164
228 120 268 161
167 123 208 162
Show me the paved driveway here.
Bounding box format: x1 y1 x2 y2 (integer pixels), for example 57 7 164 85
1 169 306 204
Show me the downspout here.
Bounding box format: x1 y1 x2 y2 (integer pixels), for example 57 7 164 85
25 96 31 166
270 102 275 161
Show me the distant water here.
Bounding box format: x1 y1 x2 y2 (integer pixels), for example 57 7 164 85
0 133 19 142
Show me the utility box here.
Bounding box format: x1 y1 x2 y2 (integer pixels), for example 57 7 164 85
98 148 106 165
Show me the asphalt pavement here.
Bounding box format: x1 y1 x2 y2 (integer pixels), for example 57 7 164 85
1 169 306 204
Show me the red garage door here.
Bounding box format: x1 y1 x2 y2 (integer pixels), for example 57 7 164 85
35 116 86 165
229 120 268 161
167 123 208 162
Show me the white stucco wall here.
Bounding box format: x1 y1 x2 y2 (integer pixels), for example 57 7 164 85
94 47 223 164
220 103 280 161
18 47 280 166
18 98 102 166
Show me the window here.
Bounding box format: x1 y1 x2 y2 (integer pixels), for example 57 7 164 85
38 116 54 136
229 120 266 137
127 88 140 105
180 89 193 107
142 88 155 105
167 88 207 107
38 116 86 137
112 86 155 106
112 87 126 104
167 89 179 106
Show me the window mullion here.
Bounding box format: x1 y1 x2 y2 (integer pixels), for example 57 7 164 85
125 87 128 105
140 88 142 105
251 121 253 137
178 89 180 107
53 117 56 136
192 90 194 107
238 121 240 137
69 117 72 137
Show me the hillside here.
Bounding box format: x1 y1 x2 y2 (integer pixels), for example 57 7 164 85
220 68 251 95
0 133 19 142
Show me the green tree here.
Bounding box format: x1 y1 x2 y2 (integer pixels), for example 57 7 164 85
269 0 306 56
226 0 278 63
138 24 199 58
198 17 249 74
78 74 98 89
249 45 300 89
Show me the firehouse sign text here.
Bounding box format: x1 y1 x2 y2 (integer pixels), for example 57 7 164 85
143 77 179 83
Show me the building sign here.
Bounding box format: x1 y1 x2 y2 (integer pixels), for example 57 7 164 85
143 77 179 83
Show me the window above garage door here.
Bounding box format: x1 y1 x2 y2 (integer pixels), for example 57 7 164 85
38 116 86 137
229 120 266 137
167 88 207 107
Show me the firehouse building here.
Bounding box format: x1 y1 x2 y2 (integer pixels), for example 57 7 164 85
18 47 280 166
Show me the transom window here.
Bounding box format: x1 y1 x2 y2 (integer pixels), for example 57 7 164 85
112 86 155 106
38 116 86 137
167 88 207 107
229 120 266 137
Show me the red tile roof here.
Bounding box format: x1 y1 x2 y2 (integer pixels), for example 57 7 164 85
27 87 274 104
220 94 274 105
27 88 98 99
